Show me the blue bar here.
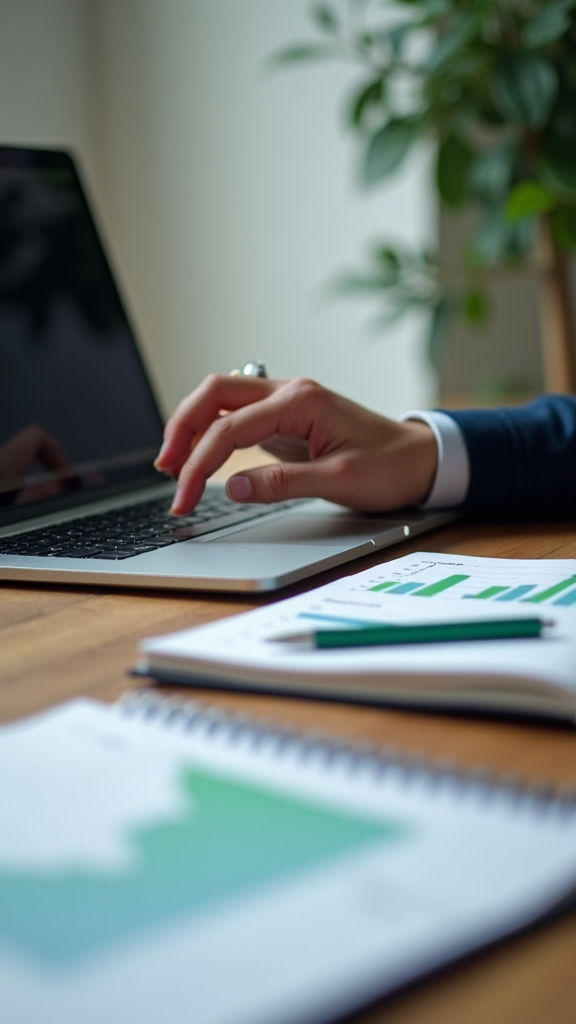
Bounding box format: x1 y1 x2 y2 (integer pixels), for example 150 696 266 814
388 582 424 594
298 612 376 627
553 587 576 607
495 585 537 602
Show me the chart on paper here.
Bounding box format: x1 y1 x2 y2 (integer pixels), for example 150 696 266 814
0 711 402 968
288 554 576 633
354 556 576 607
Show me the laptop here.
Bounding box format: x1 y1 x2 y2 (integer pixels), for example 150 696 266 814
0 145 456 593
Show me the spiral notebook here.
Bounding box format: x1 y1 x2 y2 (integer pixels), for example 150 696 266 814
2 692 576 1024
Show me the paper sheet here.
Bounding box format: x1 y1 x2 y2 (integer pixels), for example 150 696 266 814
141 553 576 712
2 699 576 1024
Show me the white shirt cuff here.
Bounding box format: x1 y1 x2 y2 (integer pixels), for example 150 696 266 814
400 410 470 509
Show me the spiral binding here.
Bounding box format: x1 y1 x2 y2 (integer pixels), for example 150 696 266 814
118 689 576 820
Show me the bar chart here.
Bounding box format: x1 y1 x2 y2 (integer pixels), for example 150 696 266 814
288 554 576 633
363 561 576 607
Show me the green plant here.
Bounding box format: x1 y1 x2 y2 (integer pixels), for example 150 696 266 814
273 0 576 378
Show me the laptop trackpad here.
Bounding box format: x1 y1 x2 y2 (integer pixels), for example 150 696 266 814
212 516 404 546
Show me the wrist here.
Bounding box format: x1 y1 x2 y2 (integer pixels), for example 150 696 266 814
400 420 438 506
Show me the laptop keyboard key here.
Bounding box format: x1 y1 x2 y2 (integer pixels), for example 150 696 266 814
96 550 136 560
52 548 104 558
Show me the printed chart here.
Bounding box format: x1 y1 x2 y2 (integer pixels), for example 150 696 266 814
360 559 576 607
0 766 399 965
292 555 576 630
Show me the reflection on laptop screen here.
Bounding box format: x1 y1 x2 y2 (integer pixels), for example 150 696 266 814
0 147 164 518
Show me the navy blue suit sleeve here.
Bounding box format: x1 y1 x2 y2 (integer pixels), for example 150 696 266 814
441 395 576 518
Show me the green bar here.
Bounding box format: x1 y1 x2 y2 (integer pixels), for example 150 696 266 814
411 574 470 598
464 586 510 600
314 618 543 648
524 576 576 604
387 582 423 594
369 581 397 593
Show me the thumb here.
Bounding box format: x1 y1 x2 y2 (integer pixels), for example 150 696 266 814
226 460 333 504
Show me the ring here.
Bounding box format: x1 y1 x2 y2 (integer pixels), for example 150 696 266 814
230 361 267 378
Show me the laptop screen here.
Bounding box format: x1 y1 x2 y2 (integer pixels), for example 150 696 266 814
0 147 165 525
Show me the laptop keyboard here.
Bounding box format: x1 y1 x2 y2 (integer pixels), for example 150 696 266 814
0 494 296 560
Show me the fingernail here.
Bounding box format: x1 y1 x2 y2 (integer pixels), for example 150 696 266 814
155 444 177 475
170 488 183 514
227 475 252 501
158 440 176 465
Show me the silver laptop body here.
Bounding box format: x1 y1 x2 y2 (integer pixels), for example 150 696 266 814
0 146 456 593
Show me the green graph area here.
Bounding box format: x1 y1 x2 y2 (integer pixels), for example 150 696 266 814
367 573 576 605
464 586 510 600
411 574 470 597
369 574 470 597
524 576 576 604
0 768 405 966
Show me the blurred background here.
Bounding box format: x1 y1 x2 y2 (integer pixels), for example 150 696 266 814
0 0 544 420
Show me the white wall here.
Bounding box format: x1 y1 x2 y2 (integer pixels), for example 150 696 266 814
92 0 436 418
0 0 94 171
0 0 435 419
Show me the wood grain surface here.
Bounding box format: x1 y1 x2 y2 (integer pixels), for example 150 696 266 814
2 511 576 1023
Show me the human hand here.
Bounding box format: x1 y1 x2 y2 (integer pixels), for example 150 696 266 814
154 375 438 515
0 424 71 504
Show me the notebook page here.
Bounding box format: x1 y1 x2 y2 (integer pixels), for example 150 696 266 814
140 553 576 707
1 698 576 1024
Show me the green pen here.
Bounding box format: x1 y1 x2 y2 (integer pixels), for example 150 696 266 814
269 618 548 648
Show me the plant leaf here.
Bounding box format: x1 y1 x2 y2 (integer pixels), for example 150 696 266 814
374 246 401 270
550 206 576 249
332 273 396 294
522 0 576 48
368 300 416 333
387 21 418 58
506 217 537 259
311 4 339 33
491 52 558 129
419 0 452 15
468 142 516 202
424 12 479 75
362 120 417 186
540 140 576 198
467 209 511 266
399 0 452 19
436 133 473 207
462 287 490 327
505 180 554 221
268 43 342 66
349 79 384 129
426 296 452 368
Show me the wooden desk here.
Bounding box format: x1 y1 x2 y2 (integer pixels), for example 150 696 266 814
2 518 576 1024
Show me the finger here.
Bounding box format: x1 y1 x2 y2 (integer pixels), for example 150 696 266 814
170 396 293 513
226 453 412 511
169 378 344 514
155 375 276 474
169 379 328 513
225 457 360 506
225 422 436 511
